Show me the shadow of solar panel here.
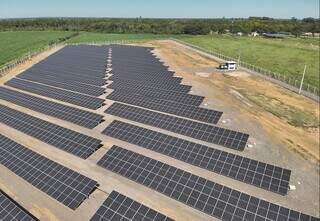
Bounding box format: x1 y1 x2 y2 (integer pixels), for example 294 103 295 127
5 78 104 110
0 190 38 221
17 74 105 97
98 146 319 221
107 84 204 106
102 120 290 195
0 87 104 129
0 104 102 159
106 91 222 124
105 103 248 150
0 135 98 210
107 78 191 93
90 191 174 221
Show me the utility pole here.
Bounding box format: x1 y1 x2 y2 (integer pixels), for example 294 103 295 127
299 64 307 94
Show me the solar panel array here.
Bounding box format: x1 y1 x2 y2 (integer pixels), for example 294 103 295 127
24 45 107 86
106 91 222 124
0 190 38 221
23 67 106 86
18 73 105 96
0 44 317 220
107 74 182 85
90 191 174 221
5 78 104 110
0 134 98 210
107 78 191 93
98 146 318 221
0 104 102 159
107 82 204 106
0 87 104 129
105 103 248 150
4 45 108 110
102 120 290 195
107 45 225 124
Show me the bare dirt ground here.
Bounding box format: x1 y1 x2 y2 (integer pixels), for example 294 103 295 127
0 41 319 220
143 40 319 164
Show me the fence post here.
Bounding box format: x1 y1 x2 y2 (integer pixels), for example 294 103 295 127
299 65 307 94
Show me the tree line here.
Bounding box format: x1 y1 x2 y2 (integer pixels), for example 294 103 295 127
0 17 319 36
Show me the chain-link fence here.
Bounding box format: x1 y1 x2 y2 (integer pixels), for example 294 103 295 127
172 38 319 100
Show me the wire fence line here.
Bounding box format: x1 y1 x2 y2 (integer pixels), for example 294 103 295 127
66 40 134 46
0 33 80 78
0 43 63 78
66 38 166 46
172 38 319 101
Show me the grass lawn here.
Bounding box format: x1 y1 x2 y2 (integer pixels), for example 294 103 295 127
1 31 318 91
67 32 171 43
178 35 319 89
0 31 75 67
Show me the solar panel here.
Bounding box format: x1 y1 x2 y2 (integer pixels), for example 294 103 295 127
90 191 174 221
107 78 191 93
0 87 104 129
24 68 105 86
35 45 108 71
5 78 104 110
108 73 182 84
0 190 38 221
35 61 106 74
0 134 98 210
98 146 318 221
105 103 248 150
106 91 222 124
17 74 105 97
107 84 204 106
102 120 289 195
0 104 102 159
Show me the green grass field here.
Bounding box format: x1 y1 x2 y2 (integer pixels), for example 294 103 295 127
1 31 319 91
67 32 171 43
0 31 75 67
178 35 319 89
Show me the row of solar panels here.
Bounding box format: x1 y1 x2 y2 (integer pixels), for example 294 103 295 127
103 45 319 220
1 135 318 221
107 45 249 150
0 96 290 195
106 45 285 193
0 135 173 221
0 45 174 221
0 95 309 218
0 83 291 195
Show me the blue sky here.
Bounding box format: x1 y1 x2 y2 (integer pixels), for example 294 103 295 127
0 0 318 19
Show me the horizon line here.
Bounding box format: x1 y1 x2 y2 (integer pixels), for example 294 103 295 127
0 16 318 20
